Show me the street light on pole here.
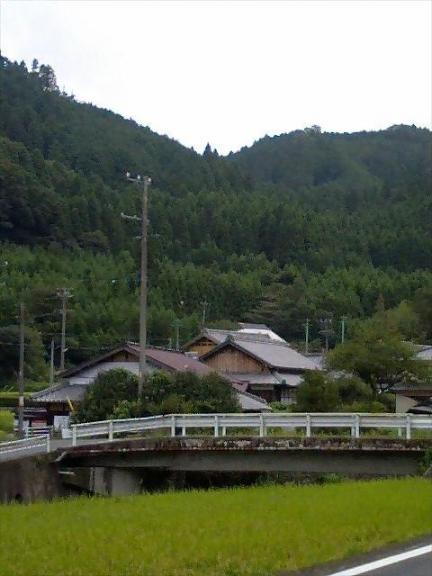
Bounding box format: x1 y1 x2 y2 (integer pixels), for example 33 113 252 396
124 172 151 400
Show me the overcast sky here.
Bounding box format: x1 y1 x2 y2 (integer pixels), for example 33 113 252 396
1 0 431 154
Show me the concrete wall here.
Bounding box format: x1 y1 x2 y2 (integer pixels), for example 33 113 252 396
62 437 429 480
0 454 63 504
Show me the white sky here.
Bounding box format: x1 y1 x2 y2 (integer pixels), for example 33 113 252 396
1 0 431 154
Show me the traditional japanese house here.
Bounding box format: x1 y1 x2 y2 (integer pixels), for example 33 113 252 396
31 342 269 428
199 333 320 403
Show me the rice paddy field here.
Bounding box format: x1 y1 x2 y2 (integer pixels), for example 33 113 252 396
0 478 431 576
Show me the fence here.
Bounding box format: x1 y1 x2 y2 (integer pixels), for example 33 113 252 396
1 413 431 459
0 435 51 460
70 412 432 446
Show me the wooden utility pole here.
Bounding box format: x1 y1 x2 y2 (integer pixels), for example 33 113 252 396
18 303 25 438
125 173 151 401
57 288 72 371
201 300 209 327
172 319 182 351
341 316 347 344
49 339 55 385
304 318 310 354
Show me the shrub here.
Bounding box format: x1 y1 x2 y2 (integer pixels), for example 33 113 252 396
0 409 14 440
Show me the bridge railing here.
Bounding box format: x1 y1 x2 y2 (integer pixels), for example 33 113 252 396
0 435 51 460
70 412 432 446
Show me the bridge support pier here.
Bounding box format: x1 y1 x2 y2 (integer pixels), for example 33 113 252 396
62 467 142 496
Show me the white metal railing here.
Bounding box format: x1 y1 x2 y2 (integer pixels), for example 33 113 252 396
1 413 431 458
0 435 51 460
70 412 432 446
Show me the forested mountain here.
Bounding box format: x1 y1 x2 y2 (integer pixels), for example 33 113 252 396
0 55 431 386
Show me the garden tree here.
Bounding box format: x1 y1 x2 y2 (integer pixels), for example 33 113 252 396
378 300 424 342
142 370 240 414
326 317 431 393
75 369 139 423
76 369 240 423
412 286 432 342
293 371 390 413
294 371 340 412
0 409 13 440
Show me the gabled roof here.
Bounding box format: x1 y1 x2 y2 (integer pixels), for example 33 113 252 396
59 342 211 379
183 328 241 349
183 325 287 350
127 343 211 375
201 336 320 371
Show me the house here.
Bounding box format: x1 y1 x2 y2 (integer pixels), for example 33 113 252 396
31 342 269 428
183 323 287 356
392 343 432 414
199 333 320 403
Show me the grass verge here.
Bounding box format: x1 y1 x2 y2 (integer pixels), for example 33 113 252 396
0 478 431 576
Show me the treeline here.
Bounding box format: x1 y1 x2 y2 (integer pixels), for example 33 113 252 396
0 55 431 387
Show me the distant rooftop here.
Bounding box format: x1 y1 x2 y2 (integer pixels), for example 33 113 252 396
201 335 320 372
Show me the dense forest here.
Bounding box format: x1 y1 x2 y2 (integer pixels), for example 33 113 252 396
0 55 431 387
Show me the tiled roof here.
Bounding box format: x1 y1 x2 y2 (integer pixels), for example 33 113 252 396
227 372 304 387
60 343 212 379
236 390 271 412
417 346 432 361
204 337 320 371
127 343 211 374
226 372 281 385
32 383 86 403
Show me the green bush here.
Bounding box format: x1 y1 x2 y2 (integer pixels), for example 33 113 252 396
76 368 240 423
0 409 14 440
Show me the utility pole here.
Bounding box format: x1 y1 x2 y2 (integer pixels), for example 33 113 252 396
18 303 25 438
49 339 55 386
201 300 209 327
57 288 72 371
341 316 347 344
124 173 151 400
172 319 182 351
304 317 310 354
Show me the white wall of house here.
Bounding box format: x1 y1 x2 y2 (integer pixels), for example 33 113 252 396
395 394 417 413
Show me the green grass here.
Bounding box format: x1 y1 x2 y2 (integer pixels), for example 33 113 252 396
0 479 431 576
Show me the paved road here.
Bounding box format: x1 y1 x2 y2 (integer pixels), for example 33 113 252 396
286 538 432 576
326 544 432 576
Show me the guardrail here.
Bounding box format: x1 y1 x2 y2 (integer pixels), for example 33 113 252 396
0 435 51 460
2 414 431 459
70 412 432 446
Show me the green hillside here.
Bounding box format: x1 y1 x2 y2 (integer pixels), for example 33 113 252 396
0 55 431 385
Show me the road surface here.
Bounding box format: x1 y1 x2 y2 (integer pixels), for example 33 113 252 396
286 538 432 576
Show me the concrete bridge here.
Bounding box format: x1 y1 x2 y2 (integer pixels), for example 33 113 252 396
1 434 431 503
